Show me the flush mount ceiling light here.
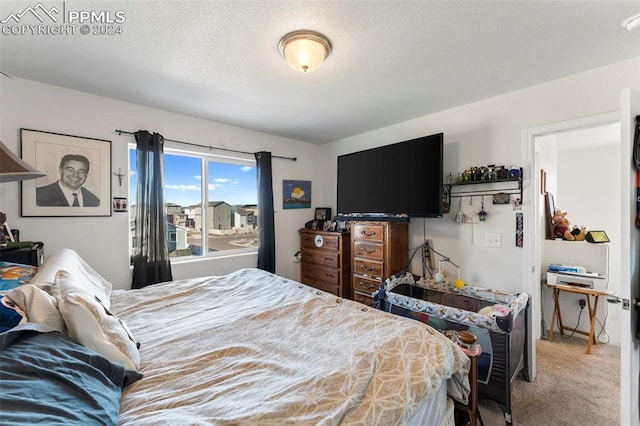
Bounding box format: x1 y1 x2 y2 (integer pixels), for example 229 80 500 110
622 12 640 31
278 30 331 73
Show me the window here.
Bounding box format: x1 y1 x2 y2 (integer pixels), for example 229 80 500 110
129 146 258 260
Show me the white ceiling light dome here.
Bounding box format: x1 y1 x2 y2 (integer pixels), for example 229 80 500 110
278 30 332 73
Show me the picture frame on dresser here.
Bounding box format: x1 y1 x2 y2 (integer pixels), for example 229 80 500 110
314 207 331 221
20 129 112 217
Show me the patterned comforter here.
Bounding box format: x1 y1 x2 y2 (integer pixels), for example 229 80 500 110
110 268 470 425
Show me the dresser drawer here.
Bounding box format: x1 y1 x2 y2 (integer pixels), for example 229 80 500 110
301 232 340 251
353 291 375 307
352 275 381 296
302 277 339 296
302 248 338 268
353 258 384 278
353 241 384 260
352 223 385 243
302 263 339 285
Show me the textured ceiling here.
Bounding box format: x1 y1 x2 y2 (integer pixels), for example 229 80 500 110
1 1 639 144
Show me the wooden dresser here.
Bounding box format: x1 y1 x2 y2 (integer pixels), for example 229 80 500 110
299 229 351 298
351 221 408 306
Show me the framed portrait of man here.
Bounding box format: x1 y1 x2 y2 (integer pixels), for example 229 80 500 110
20 129 112 217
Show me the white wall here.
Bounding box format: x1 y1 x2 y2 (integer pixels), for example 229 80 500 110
321 57 639 297
0 78 326 289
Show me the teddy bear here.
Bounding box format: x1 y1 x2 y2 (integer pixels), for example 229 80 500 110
552 210 587 241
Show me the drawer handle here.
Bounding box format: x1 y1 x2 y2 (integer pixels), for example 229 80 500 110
359 264 376 272
361 230 377 237
360 247 376 254
358 281 375 290
324 257 333 261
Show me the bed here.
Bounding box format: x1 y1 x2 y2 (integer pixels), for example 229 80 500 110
0 249 471 425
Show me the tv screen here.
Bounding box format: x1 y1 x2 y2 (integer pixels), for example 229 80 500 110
337 133 443 218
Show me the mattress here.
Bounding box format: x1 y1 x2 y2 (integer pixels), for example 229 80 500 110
406 380 454 426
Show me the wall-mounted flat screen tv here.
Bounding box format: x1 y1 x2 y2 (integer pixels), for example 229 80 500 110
337 133 443 218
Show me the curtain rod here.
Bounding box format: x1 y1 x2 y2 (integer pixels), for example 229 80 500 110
115 129 297 161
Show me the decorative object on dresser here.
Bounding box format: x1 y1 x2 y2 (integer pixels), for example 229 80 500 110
351 221 408 306
299 229 351 297
314 207 331 220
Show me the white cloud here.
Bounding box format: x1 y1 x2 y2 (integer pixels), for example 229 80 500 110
214 178 231 183
165 184 200 191
240 166 253 173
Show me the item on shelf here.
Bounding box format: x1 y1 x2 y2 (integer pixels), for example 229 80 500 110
551 210 587 241
585 230 610 243
454 198 464 224
449 164 521 183
548 263 587 274
477 197 488 222
493 192 510 205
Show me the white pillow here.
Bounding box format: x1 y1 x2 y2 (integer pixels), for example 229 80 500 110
53 272 140 371
31 249 112 308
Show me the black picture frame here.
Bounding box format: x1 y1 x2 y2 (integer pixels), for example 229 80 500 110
315 207 331 221
20 129 112 217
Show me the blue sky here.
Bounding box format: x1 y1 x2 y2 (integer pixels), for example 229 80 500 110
129 150 257 207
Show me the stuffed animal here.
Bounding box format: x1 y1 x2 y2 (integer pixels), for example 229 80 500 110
552 210 587 241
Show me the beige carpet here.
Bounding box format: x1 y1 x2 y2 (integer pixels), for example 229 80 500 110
477 336 620 425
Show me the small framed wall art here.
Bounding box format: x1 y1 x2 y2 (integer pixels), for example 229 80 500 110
282 179 311 209
113 197 128 213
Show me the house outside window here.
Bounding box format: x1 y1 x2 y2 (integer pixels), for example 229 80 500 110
129 146 258 260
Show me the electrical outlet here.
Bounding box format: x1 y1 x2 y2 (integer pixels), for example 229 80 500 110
485 233 501 248
579 299 586 308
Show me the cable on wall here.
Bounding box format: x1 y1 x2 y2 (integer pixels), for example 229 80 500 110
115 129 297 161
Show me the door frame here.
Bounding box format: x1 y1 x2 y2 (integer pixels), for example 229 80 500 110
619 87 640 426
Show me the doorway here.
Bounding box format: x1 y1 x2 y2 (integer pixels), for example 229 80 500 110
536 122 622 346
522 111 620 381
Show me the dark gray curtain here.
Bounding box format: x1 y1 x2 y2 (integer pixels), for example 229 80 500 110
132 130 173 288
254 151 275 273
